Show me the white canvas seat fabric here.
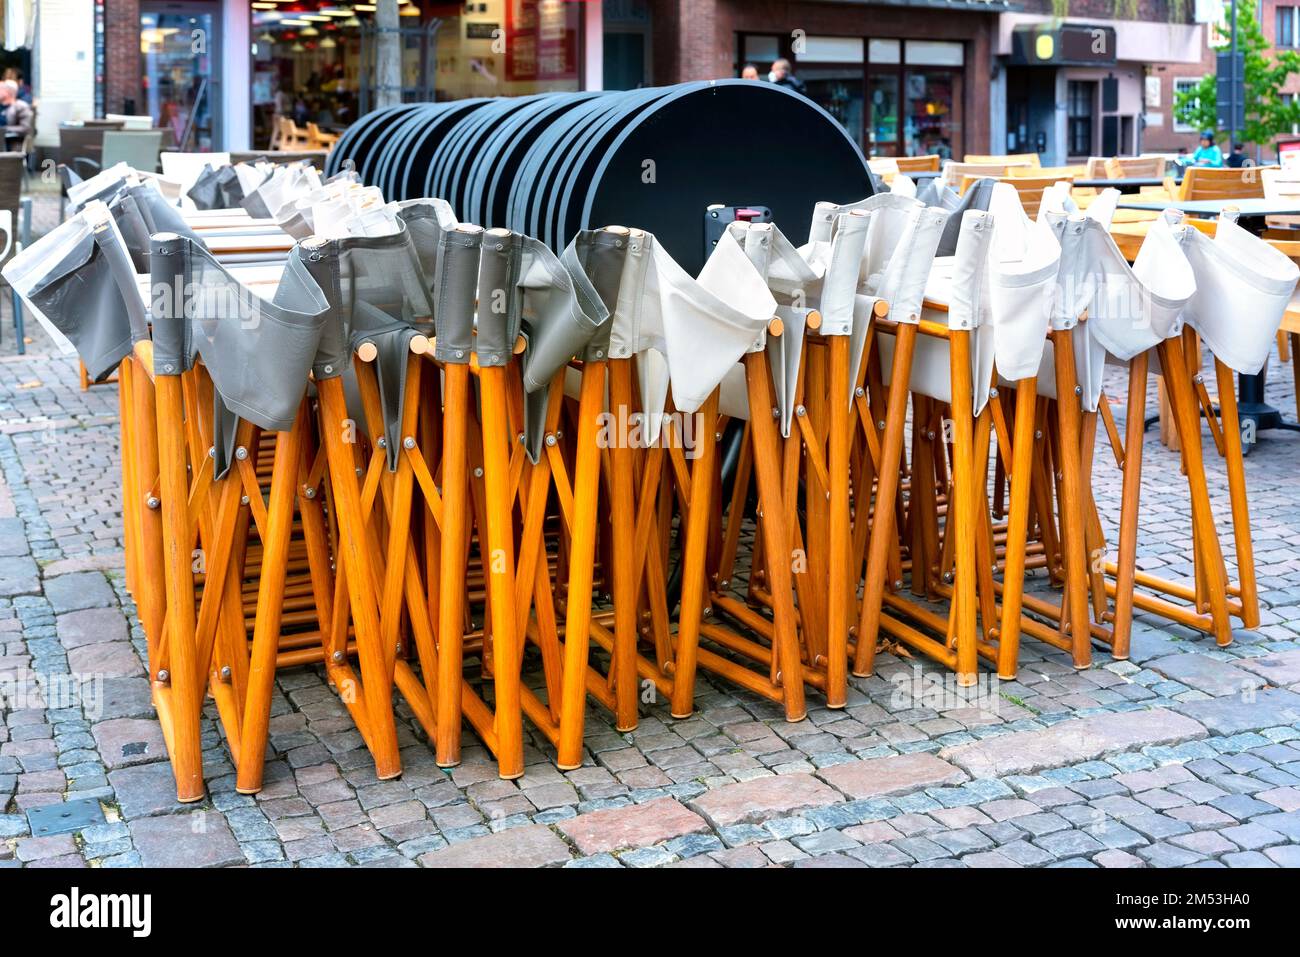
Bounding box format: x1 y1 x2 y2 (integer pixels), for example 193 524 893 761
1173 213 1300 374
606 229 775 443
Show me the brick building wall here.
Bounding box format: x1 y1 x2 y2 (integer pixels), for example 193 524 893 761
104 0 142 116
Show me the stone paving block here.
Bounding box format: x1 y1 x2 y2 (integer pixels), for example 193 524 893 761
557 797 708 855
130 813 243 867
91 718 165 769
1221 851 1277 868
107 761 185 818
940 709 1206 779
688 772 841 828
56 607 128 649
1220 822 1286 850
1146 655 1264 698
818 751 967 799
1093 849 1145 868
44 572 116 613
1235 650 1300 687
419 824 572 867
1173 689 1300 736
1264 844 1300 866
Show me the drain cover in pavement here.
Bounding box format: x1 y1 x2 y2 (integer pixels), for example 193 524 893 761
26 797 106 836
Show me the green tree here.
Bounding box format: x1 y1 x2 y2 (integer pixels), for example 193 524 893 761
1173 2 1300 147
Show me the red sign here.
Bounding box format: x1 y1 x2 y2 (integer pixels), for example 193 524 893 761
505 0 580 83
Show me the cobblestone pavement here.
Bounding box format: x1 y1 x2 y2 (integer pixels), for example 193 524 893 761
2 191 1300 868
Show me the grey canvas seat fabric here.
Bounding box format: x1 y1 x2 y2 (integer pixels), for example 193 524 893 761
397 198 460 288
102 181 206 271
152 233 329 476
217 166 247 208
3 203 148 382
480 227 620 461
187 164 223 210
276 225 435 469
432 224 484 367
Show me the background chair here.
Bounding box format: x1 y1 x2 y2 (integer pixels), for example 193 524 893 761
99 130 165 174
58 122 124 179
1174 165 1273 201
1105 155 1166 179
896 154 941 172
943 161 1010 188
959 173 1060 217
963 152 1040 168
0 152 28 352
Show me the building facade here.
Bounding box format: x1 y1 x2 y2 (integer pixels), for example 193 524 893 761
17 0 1254 161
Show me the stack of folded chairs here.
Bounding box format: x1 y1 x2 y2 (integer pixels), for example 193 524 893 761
7 150 1295 803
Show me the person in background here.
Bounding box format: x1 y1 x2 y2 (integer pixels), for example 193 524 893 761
1226 142 1248 168
0 79 34 153
740 63 759 80
2 69 31 104
1191 131 1224 167
768 58 807 96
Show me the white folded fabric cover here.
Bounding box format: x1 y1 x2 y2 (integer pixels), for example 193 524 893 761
607 228 775 442
1174 213 1300 374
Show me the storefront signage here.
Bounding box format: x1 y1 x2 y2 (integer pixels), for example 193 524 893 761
1009 24 1118 67
505 0 580 83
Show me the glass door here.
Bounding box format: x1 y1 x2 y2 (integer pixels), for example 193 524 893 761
141 1 221 151
803 67 865 151
867 71 900 156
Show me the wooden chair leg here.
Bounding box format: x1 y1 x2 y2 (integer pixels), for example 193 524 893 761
557 360 607 769
435 363 470 767
996 376 1038 679
1157 337 1233 646
743 349 807 720
1214 357 1260 629
152 364 205 802
668 390 720 719
1050 329 1092 670
1110 351 1149 660
948 330 978 685
236 414 304 793
318 375 403 779
853 322 916 677
478 364 525 777
825 335 851 707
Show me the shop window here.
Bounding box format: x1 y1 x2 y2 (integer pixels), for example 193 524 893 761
868 72 900 156
1067 80 1095 157
903 67 961 159
743 34 782 66
1173 76 1204 133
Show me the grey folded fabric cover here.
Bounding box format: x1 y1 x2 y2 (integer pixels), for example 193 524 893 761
217 166 246 208
934 178 998 256
154 234 329 476
23 222 148 382
433 227 483 365
274 227 435 469
187 165 222 210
